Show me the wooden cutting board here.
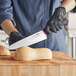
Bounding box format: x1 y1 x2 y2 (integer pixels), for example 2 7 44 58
0 51 76 76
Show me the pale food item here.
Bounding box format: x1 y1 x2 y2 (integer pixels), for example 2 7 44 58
0 45 10 55
14 46 52 61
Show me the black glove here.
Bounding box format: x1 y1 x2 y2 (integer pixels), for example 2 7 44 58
9 31 25 45
44 7 68 34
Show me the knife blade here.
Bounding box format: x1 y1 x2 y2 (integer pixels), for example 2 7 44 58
9 30 48 50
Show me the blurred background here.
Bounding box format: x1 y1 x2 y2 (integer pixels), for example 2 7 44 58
65 12 76 59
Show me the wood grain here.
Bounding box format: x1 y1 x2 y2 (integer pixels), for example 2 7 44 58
0 51 76 76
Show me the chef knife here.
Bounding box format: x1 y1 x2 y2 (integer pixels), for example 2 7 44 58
9 29 49 50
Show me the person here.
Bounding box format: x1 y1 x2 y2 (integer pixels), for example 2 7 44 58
0 0 75 53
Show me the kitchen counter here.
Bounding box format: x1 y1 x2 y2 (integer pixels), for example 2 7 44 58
0 51 76 76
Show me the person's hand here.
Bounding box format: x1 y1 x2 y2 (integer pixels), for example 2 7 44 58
44 7 68 34
9 31 25 45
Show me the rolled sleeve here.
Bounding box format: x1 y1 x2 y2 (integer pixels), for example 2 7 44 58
0 0 16 26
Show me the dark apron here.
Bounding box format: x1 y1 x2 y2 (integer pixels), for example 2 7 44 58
12 0 68 53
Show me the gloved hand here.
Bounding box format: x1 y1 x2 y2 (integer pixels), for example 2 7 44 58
44 7 68 34
9 31 25 45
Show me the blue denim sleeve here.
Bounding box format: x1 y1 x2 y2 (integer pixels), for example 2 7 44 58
0 0 16 26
